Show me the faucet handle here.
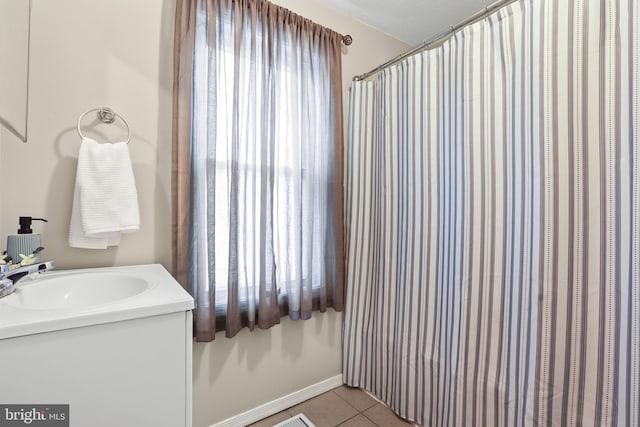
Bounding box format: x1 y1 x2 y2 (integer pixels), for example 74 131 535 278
2 261 55 284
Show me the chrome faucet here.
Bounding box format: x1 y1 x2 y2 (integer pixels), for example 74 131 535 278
0 261 55 298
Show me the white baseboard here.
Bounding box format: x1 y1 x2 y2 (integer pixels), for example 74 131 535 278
210 374 344 427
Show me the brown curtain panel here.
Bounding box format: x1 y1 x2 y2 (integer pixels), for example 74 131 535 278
173 0 344 341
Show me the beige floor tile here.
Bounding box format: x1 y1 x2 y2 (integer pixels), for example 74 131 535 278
286 391 358 427
362 403 415 427
337 414 378 427
247 410 291 427
333 386 378 412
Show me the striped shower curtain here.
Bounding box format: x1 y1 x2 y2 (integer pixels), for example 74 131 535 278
343 0 640 425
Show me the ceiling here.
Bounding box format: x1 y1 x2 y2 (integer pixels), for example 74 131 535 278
317 0 490 45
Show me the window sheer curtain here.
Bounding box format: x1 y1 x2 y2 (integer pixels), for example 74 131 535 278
173 0 345 341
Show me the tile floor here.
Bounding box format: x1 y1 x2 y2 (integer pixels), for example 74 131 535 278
248 386 415 427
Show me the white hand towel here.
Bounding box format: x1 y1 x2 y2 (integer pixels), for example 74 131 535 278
69 137 140 249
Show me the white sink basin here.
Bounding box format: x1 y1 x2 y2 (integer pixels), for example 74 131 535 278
0 264 193 341
5 273 151 310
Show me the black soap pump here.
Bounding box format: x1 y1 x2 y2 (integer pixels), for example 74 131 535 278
6 217 47 264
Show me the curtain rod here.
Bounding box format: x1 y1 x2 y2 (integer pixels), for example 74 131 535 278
233 0 353 46
353 0 519 81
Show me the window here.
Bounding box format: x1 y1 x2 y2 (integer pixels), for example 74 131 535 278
174 0 344 340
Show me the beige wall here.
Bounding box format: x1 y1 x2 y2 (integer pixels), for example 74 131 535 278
0 0 30 140
0 0 175 269
0 1 408 427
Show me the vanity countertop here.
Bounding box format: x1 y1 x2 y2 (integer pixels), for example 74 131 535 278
0 264 194 340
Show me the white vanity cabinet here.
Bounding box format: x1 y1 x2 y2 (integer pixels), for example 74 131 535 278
0 264 194 427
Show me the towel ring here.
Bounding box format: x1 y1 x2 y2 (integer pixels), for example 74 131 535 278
77 107 131 144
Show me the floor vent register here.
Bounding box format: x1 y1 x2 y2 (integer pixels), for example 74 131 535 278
272 413 316 427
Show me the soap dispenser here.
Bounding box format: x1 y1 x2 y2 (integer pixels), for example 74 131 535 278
6 217 47 264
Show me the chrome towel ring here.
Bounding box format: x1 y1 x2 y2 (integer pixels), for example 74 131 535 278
76 107 131 144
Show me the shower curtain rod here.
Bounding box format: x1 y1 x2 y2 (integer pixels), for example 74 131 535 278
353 0 519 81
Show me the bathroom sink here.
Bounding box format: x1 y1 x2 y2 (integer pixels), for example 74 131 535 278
0 264 193 341
5 272 151 310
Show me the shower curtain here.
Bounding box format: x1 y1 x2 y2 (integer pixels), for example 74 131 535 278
343 0 640 426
